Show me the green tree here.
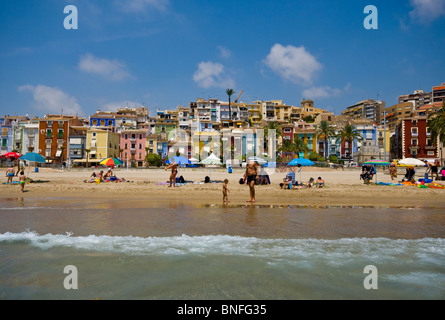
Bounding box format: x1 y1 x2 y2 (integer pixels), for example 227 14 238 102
428 100 445 163
146 153 161 167
316 120 336 159
336 123 363 161
226 89 235 121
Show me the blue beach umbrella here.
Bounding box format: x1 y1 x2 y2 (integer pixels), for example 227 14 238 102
287 158 315 184
287 158 315 167
20 152 46 163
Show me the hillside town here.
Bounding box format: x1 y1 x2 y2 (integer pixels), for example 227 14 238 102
1 82 444 168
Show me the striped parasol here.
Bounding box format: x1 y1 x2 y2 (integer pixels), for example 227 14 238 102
99 157 123 167
364 159 390 182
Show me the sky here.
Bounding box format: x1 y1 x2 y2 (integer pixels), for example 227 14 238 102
0 0 444 118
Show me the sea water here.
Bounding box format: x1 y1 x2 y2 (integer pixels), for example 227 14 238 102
0 197 444 300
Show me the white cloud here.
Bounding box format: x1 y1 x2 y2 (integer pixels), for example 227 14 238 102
302 83 350 99
19 85 84 116
263 44 322 85
409 0 445 22
193 61 235 89
114 0 170 13
78 53 132 81
217 46 232 59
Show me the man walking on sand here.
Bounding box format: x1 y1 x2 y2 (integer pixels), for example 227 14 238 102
244 160 258 203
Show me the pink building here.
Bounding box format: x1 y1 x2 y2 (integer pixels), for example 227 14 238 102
120 130 147 167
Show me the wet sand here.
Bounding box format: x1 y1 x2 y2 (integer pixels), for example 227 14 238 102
1 167 444 208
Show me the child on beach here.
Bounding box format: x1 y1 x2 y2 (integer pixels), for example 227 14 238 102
19 171 26 193
6 165 15 185
223 179 230 203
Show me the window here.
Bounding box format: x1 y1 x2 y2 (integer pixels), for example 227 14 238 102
92 132 97 137
131 144 136 149
92 120 98 126
125 134 128 139
139 134 143 140
427 151 435 156
108 120 113 126
2 139 6 147
411 128 418 136
411 139 418 146
58 129 63 138
139 144 142 150
46 129 52 137
47 121 52 126
100 120 105 126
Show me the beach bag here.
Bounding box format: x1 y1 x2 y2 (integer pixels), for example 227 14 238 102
239 178 245 185
424 173 429 179
204 176 210 183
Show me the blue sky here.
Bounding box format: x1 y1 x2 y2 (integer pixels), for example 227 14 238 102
1 0 444 118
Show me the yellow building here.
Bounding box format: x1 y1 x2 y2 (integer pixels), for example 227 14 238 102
376 127 391 160
85 129 120 164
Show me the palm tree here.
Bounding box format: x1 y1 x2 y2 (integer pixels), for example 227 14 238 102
226 89 235 121
316 120 336 159
85 148 91 168
428 101 445 164
336 123 363 161
294 137 310 155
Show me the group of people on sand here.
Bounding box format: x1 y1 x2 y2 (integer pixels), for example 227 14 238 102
280 175 325 189
4 165 27 192
86 168 127 183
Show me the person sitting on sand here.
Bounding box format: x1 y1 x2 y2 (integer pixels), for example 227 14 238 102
98 171 104 182
307 177 315 188
19 171 26 193
222 179 230 203
316 177 325 188
6 165 15 185
165 161 178 188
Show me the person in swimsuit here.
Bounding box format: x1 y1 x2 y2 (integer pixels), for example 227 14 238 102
19 171 26 193
165 162 178 188
431 160 439 181
244 160 258 203
6 165 15 185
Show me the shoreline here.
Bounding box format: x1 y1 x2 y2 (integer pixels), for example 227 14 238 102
1 167 444 208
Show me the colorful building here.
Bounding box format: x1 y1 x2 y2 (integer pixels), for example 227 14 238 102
394 116 438 160
121 130 147 167
85 129 120 166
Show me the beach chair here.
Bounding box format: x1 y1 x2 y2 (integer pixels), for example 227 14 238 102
286 172 296 185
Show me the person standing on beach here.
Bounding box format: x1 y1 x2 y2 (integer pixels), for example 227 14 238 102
244 160 258 203
6 165 15 185
19 171 26 193
165 161 178 188
222 179 230 203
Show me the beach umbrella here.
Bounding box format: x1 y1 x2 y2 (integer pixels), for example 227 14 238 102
364 159 391 182
166 156 191 166
200 154 222 181
19 153 47 178
397 158 427 167
3 152 22 160
99 157 124 167
200 153 222 165
287 158 315 184
287 158 315 167
19 152 46 163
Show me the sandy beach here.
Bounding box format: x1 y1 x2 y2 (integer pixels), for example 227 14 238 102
1 166 444 208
